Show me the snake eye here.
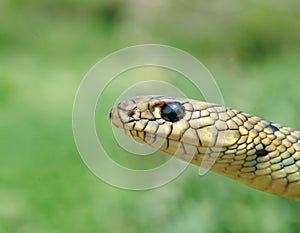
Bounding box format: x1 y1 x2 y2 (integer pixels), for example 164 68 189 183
161 102 185 122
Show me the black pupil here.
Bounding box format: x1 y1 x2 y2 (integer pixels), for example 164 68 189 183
161 102 185 122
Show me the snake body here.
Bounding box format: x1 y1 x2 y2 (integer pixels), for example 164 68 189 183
110 95 300 200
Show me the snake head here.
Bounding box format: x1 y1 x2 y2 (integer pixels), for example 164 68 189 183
110 96 192 135
109 95 241 155
110 95 199 155
110 95 190 138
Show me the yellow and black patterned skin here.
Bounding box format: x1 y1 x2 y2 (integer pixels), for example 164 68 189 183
110 95 300 200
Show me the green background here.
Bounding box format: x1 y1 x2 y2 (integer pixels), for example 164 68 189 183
1 1 300 232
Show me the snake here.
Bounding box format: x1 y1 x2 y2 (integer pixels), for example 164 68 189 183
110 95 300 200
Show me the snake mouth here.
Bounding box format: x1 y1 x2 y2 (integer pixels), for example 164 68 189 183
114 125 215 157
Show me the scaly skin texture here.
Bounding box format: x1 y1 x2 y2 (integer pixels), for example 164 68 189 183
110 95 300 200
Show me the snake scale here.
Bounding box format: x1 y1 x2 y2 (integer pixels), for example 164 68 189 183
110 95 300 200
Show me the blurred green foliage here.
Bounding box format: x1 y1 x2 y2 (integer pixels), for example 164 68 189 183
1 0 300 233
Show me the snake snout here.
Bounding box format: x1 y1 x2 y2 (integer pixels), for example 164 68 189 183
109 105 123 129
109 108 113 119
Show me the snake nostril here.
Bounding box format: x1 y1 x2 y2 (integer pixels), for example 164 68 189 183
128 109 135 117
